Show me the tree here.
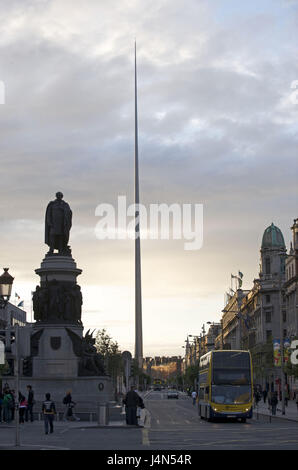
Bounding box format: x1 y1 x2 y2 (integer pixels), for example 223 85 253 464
95 329 123 398
0 360 10 391
250 340 273 384
183 365 199 389
130 360 151 390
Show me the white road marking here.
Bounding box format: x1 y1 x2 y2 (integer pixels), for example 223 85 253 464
142 428 150 446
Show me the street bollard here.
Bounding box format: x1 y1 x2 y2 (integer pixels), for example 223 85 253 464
98 403 109 426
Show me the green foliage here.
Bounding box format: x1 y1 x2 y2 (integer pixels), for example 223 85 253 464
0 360 9 375
285 360 298 378
130 360 151 389
250 340 273 381
95 329 122 379
183 365 199 387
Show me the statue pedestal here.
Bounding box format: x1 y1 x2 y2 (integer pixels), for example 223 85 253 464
35 255 82 284
32 324 82 378
13 253 114 406
33 254 83 326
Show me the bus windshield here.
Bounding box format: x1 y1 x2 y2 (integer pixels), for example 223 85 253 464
212 385 251 405
213 369 251 385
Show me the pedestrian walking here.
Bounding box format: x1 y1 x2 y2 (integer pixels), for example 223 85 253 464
263 390 268 404
10 389 16 421
134 389 145 424
271 392 278 416
191 390 197 405
42 393 56 434
123 386 143 426
268 392 271 410
62 391 80 421
296 393 298 413
3 390 13 423
285 388 289 407
19 393 28 424
25 385 35 422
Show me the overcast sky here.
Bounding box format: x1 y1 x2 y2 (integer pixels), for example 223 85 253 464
0 0 297 356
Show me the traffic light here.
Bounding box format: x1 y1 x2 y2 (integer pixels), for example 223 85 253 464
22 357 32 377
0 329 15 353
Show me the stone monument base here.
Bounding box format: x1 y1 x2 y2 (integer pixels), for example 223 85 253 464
31 324 83 378
4 375 113 410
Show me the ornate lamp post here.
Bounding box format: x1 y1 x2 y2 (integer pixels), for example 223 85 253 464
0 268 14 309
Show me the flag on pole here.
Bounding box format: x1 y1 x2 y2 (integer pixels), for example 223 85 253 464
238 271 243 279
17 301 24 308
15 293 20 300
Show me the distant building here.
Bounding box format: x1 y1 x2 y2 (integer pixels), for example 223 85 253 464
143 356 182 382
0 302 27 329
214 222 288 389
284 218 298 338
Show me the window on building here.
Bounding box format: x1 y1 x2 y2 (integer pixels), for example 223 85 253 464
265 257 271 275
280 256 286 274
266 330 272 341
265 311 271 323
265 294 271 304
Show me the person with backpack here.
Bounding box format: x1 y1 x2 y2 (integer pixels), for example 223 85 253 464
62 391 80 421
42 393 56 434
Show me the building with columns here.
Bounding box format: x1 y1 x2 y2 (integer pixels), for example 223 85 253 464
0 303 27 329
183 220 298 393
284 218 298 339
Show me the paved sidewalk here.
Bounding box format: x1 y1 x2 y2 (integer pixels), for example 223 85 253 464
254 400 298 422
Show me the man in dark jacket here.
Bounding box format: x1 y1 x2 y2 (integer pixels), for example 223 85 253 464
25 385 34 422
123 386 144 425
271 392 278 416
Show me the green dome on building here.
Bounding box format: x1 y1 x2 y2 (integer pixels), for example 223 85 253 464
261 223 285 249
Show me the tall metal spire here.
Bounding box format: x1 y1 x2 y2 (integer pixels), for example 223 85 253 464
134 40 143 370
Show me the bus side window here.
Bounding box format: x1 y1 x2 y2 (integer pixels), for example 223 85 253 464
205 386 209 395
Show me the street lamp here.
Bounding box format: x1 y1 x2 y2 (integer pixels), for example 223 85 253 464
0 268 14 309
189 335 201 362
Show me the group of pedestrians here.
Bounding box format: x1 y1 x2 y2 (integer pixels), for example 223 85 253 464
41 390 80 434
254 384 298 416
0 385 35 424
0 385 80 435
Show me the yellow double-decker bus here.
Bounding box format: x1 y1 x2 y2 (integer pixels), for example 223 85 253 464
198 350 253 422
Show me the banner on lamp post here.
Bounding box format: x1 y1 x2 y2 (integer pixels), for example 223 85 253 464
273 338 291 367
273 339 281 367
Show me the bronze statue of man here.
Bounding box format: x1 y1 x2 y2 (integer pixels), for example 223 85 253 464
45 192 72 255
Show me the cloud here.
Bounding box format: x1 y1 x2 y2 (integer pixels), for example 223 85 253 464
0 0 297 355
